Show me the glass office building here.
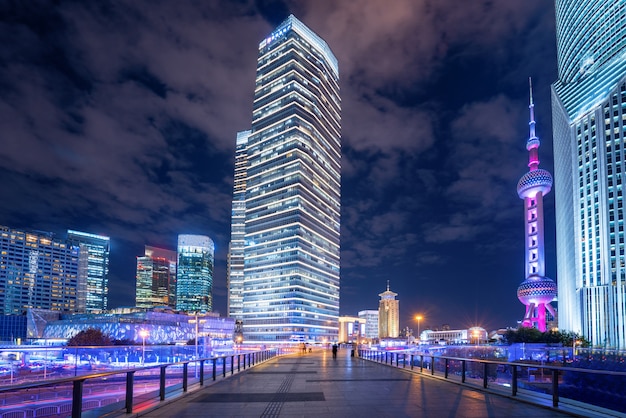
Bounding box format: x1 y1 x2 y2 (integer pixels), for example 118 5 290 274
230 15 341 344
227 130 250 320
0 226 81 314
136 246 177 309
552 0 626 348
176 235 214 313
67 230 110 312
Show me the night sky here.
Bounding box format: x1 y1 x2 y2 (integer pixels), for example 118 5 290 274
0 1 559 332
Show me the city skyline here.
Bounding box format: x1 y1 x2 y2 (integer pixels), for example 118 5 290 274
0 1 558 331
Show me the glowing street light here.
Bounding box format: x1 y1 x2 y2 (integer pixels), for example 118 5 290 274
415 315 423 344
139 329 149 364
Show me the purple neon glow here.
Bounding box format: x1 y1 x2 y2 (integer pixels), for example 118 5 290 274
516 78 556 333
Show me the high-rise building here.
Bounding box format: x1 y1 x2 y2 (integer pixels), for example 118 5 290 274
136 246 177 309
176 235 214 313
552 0 626 348
358 310 379 340
0 226 80 314
66 230 110 312
378 282 399 339
516 80 557 332
229 15 341 344
227 130 250 320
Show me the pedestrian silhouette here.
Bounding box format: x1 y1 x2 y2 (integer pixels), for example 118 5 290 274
332 343 338 359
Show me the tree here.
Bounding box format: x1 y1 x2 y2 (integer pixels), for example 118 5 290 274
112 338 137 346
504 328 590 346
67 328 113 346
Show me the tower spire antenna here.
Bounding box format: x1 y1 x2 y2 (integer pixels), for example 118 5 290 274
387 280 390 291
527 77 540 171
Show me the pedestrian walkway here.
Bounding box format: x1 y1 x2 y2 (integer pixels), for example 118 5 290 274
134 347 574 418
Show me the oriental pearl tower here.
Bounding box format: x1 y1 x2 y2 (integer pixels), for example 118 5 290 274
516 79 557 332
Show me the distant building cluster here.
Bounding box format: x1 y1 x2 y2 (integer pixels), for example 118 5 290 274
0 225 215 318
337 283 400 344
0 226 110 315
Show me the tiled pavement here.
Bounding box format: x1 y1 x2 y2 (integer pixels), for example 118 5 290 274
134 348 577 418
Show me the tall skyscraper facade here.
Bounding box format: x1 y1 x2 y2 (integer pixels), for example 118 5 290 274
0 226 80 314
229 15 341 344
136 246 177 308
176 235 214 312
517 80 557 332
552 0 626 348
378 283 399 339
227 130 250 320
66 230 110 312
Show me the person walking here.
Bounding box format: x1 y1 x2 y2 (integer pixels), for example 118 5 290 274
332 343 338 359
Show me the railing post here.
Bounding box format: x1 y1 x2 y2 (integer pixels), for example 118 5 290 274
420 355 424 373
238 354 241 371
71 379 84 418
411 354 414 370
231 355 234 375
200 360 205 386
431 356 434 375
160 366 167 400
483 363 488 389
552 369 559 407
125 371 135 414
212 358 217 381
223 357 227 377
445 358 449 379
183 363 188 392
244 353 247 369
512 366 518 396
461 360 466 383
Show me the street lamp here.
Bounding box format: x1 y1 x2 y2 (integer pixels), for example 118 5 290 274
189 314 207 359
139 329 149 364
415 315 423 345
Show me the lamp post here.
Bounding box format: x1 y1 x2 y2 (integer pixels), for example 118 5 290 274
139 329 149 364
415 315 423 345
189 314 207 359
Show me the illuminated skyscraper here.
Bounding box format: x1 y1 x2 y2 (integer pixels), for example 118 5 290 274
552 0 626 347
136 246 177 309
517 80 557 332
67 230 110 312
176 234 214 312
0 226 80 314
378 282 399 339
227 130 249 320
229 15 341 344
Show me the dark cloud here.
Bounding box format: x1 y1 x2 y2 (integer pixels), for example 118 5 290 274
0 0 558 329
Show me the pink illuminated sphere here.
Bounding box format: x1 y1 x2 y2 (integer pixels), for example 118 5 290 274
517 275 557 305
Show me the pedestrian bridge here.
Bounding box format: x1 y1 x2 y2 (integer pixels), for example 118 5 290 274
1 347 624 417
117 348 619 418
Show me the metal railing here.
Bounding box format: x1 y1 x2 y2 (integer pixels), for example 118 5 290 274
359 349 626 416
0 349 281 418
